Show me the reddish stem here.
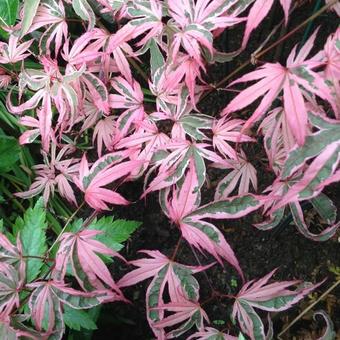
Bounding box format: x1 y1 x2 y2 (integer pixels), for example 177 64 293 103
171 236 182 261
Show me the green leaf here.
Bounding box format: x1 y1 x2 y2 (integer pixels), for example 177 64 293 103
0 0 19 39
297 146 340 200
149 39 164 79
180 114 212 141
189 194 262 219
83 154 122 189
173 264 200 301
282 114 340 179
0 0 18 25
88 217 141 252
311 194 337 225
247 295 296 310
17 198 47 282
0 101 20 128
238 333 247 340
18 0 40 38
0 133 20 173
53 287 103 309
239 301 265 340
148 265 168 322
254 208 285 231
63 305 97 331
72 0 95 30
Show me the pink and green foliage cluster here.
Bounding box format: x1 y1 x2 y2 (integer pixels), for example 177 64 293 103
0 0 339 338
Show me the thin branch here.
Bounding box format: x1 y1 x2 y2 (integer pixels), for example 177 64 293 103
199 0 338 103
278 279 340 339
171 236 182 261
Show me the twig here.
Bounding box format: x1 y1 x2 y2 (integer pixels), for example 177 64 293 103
250 18 284 65
171 236 182 261
199 0 338 103
83 209 99 228
277 279 340 339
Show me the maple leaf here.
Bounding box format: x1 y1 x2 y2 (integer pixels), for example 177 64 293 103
316 170 340 190
189 327 238 340
162 54 206 108
110 76 145 141
273 143 340 211
93 116 116 157
28 280 104 339
0 36 33 64
167 0 243 66
73 151 140 210
232 269 321 340
212 114 254 160
151 86 212 141
117 250 212 339
7 87 52 151
0 316 40 340
7 60 85 150
72 0 96 31
125 0 164 47
315 27 340 118
115 118 170 178
18 115 54 148
0 263 21 318
258 107 296 174
242 0 292 48
271 113 340 213
153 299 209 339
213 151 257 199
161 162 264 278
16 145 79 206
0 68 11 88
148 40 184 111
85 25 140 84
0 234 26 317
80 71 110 115
255 167 339 242
62 30 103 67
28 0 68 57
222 30 338 146
53 229 124 296
97 0 128 18
0 232 24 270
144 139 224 196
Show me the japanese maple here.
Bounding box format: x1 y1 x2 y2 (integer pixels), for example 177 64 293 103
0 0 338 339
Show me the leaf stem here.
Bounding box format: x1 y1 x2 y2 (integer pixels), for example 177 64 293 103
22 255 54 262
171 236 182 261
48 201 85 253
188 243 215 294
128 57 149 84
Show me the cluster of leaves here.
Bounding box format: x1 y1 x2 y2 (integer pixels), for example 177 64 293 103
0 198 140 338
0 0 339 339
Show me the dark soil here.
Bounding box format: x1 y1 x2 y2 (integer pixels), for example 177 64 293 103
91 2 340 340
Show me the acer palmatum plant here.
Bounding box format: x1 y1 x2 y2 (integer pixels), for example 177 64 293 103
0 0 339 338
